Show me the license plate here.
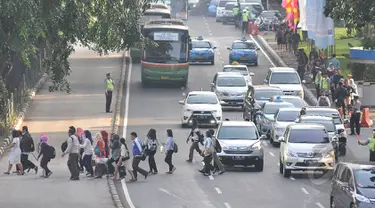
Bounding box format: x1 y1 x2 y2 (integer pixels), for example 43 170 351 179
198 116 208 119
233 156 245 160
304 160 318 164
197 56 205 60
160 76 169 80
240 57 248 60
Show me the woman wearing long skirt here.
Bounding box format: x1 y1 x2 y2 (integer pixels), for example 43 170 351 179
114 138 136 181
4 130 24 175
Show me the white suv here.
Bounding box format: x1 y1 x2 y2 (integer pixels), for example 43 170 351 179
264 67 305 99
278 123 335 178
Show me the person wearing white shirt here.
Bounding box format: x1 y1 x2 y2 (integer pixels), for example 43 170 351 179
4 130 24 175
80 130 94 177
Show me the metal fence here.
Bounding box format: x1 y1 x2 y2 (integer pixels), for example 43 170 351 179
0 49 45 138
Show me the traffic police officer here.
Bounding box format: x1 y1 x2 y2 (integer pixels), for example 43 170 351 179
241 8 249 34
233 4 239 28
358 129 375 161
320 73 330 95
314 69 322 99
105 73 115 113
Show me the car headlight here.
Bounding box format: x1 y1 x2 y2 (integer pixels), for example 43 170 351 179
325 150 335 158
355 194 371 203
222 146 228 150
249 141 262 150
252 51 257 55
286 151 297 157
217 92 224 96
208 50 213 54
185 109 192 112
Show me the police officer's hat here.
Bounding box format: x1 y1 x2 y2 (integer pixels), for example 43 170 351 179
106 72 111 76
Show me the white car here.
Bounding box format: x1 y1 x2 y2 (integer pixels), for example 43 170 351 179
222 65 255 85
179 91 223 127
211 72 248 107
270 107 301 146
278 123 335 178
264 67 305 99
216 0 237 22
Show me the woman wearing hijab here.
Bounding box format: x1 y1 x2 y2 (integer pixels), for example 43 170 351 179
37 134 53 178
100 130 110 158
114 138 136 181
4 130 24 175
94 132 107 178
76 127 85 172
80 130 94 177
143 128 159 174
107 134 121 177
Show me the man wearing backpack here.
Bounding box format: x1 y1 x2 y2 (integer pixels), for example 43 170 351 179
19 126 38 174
62 126 80 180
130 132 148 181
186 119 203 163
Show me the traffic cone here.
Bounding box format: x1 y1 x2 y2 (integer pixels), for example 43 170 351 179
360 108 373 127
248 22 253 34
254 24 259 36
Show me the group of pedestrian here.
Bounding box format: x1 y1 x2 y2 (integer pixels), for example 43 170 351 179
275 25 300 53
186 119 225 176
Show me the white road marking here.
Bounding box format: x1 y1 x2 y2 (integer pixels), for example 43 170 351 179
158 188 189 203
301 188 310 195
316 202 325 208
277 162 280 166
249 35 276 67
209 33 212 36
208 175 214 180
205 22 208 25
121 58 136 208
214 187 222 194
290 176 295 180
269 152 275 157
224 202 232 208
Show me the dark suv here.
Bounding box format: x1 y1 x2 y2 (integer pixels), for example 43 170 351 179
331 162 375 208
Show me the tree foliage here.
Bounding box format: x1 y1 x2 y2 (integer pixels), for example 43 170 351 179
0 0 153 92
324 0 375 30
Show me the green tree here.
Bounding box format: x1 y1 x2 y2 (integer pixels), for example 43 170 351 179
0 0 153 93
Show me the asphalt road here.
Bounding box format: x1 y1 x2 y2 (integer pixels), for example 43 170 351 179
115 15 374 208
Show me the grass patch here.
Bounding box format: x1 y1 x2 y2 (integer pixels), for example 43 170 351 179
298 28 362 78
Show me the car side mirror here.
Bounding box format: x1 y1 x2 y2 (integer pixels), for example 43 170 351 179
211 83 215 87
178 100 184 105
249 72 255 76
337 129 345 134
278 136 285 142
219 101 225 105
227 47 232 50
212 46 217 49
302 80 306 84
256 48 260 51
260 135 267 140
343 119 349 125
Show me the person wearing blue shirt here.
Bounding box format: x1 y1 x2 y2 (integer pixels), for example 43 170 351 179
164 129 176 174
130 132 148 181
200 130 214 176
330 54 340 71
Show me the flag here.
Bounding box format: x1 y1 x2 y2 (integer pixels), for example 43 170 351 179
291 0 300 31
282 0 293 28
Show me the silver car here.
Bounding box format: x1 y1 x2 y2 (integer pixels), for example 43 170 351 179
279 123 335 178
216 121 266 171
211 72 248 107
270 107 301 146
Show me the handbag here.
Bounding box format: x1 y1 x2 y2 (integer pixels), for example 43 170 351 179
122 151 130 161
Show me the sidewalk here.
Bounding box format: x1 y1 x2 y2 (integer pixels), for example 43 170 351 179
0 46 122 208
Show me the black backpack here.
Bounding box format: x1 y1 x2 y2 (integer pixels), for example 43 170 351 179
173 142 178 153
49 145 56 159
214 138 222 153
61 137 73 153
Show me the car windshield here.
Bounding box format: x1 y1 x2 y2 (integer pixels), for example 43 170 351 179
217 77 246 87
270 72 301 84
232 42 257 49
277 111 300 122
223 67 248 75
264 103 294 114
255 90 283 100
186 94 218 104
305 110 342 124
281 97 305 108
261 12 279 18
218 126 258 140
300 120 335 132
354 168 375 188
225 4 235 9
192 41 211 48
289 129 330 143
219 1 234 7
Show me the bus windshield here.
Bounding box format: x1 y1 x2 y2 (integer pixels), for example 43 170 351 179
143 29 189 63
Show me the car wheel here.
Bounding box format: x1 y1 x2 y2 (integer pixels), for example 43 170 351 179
255 159 264 171
283 164 291 178
279 159 283 174
210 59 215 65
254 62 258 66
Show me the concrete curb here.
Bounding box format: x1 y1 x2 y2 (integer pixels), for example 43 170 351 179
0 73 49 157
252 34 318 106
107 51 129 208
